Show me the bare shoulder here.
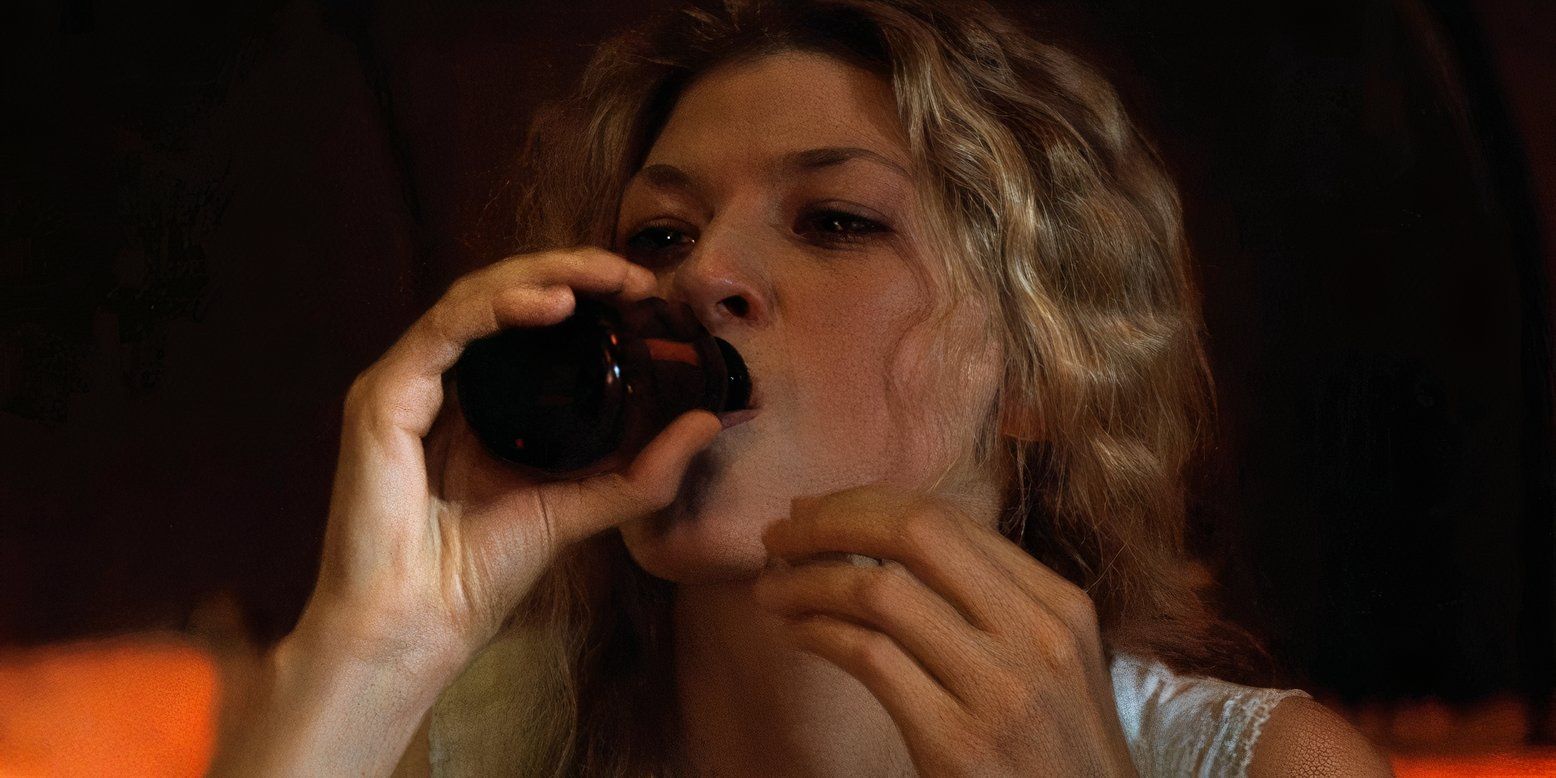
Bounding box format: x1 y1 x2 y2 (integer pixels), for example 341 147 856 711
1247 695 1396 777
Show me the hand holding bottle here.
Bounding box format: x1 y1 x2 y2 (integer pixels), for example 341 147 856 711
210 248 723 776
301 247 727 670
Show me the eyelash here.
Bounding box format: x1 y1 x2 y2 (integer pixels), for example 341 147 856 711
623 209 890 260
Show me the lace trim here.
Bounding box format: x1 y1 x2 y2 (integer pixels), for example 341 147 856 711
1228 688 1313 775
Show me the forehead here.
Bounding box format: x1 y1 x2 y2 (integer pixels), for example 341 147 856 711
644 51 909 169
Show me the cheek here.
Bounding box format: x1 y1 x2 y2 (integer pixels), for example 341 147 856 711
786 321 898 434
880 314 1004 487
787 259 904 343
787 327 979 492
778 273 915 462
773 261 997 489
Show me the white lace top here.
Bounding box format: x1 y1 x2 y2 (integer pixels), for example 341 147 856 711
1109 651 1312 777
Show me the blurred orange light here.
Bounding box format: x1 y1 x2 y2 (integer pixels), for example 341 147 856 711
1391 749 1556 777
2 635 1554 777
0 635 217 777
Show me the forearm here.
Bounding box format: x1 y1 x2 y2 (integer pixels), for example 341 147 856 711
207 626 455 777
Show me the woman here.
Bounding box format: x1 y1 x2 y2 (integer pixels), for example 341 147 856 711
214 0 1393 775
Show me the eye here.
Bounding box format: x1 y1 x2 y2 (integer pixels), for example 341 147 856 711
798 209 891 246
623 224 694 263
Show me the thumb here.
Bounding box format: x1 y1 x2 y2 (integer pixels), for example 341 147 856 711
534 409 724 553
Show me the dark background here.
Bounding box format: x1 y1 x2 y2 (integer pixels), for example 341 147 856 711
2 0 1552 730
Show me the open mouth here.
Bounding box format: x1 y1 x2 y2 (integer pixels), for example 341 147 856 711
716 353 760 429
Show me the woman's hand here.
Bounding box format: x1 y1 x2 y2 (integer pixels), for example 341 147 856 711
212 248 721 776
752 484 1139 777
298 246 721 675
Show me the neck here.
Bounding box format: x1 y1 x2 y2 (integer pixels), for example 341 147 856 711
672 577 916 777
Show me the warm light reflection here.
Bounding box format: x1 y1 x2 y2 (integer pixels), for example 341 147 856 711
1392 750 1556 777
0 635 216 777
0 634 1552 776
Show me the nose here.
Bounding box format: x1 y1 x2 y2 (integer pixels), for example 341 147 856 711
659 223 770 332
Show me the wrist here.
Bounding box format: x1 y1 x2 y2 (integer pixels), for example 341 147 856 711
276 610 468 714
210 621 464 776
285 598 474 693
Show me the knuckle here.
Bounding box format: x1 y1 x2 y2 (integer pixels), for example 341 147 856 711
343 367 380 420
1062 590 1100 630
528 487 560 554
443 272 482 303
371 390 419 435
518 248 622 292
624 470 673 511
418 301 458 349
605 472 646 508
845 629 896 676
853 567 901 620
1038 623 1084 670
344 369 436 438
578 467 620 500
590 471 648 520
897 505 943 561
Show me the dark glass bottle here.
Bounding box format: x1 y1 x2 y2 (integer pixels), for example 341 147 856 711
452 296 751 478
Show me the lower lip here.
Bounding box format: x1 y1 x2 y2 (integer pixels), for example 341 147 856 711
718 409 760 429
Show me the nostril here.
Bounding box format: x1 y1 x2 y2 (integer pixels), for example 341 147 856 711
720 296 750 318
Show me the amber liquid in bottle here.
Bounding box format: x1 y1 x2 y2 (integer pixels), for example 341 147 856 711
452 296 751 478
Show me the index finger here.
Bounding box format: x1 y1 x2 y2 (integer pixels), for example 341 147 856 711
367 248 655 439
762 485 1013 635
394 248 656 381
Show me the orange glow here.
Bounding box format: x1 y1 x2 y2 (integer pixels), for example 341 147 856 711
1 635 1553 776
1391 750 1556 777
0 635 216 777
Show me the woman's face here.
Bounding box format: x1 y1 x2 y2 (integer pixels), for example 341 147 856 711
614 51 1003 584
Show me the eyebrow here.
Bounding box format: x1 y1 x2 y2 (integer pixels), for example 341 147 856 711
630 145 911 198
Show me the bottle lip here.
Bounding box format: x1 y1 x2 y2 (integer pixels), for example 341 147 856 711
714 337 752 412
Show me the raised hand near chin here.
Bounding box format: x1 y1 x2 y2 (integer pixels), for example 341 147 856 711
754 484 1138 777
